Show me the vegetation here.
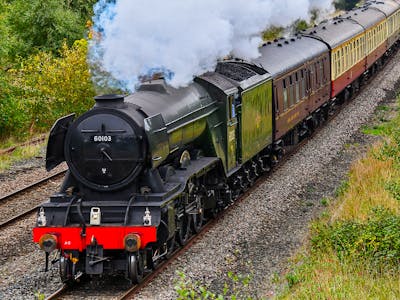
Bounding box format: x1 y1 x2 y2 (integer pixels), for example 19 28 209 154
3 0 96 60
262 26 285 41
175 271 253 300
0 142 45 172
0 0 96 144
278 99 400 299
1 40 95 139
334 0 360 11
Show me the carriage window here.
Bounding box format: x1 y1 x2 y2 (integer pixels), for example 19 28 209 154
289 77 295 107
283 79 288 111
301 70 306 98
341 48 344 74
320 60 324 85
315 62 319 86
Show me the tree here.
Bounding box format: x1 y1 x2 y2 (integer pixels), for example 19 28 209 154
334 0 360 11
262 26 284 41
0 0 10 65
7 0 86 58
293 19 309 33
64 0 98 20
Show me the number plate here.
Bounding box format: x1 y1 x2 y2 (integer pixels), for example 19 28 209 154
93 135 112 142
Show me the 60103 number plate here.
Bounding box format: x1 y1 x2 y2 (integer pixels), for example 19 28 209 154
93 135 112 142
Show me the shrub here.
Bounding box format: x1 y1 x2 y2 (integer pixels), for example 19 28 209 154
0 74 29 138
2 39 95 139
175 271 253 300
334 0 359 11
311 207 400 271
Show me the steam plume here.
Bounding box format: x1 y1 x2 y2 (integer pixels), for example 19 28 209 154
90 0 333 91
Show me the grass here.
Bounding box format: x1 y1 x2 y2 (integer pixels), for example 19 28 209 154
331 148 399 221
280 252 399 300
0 140 44 172
278 98 400 300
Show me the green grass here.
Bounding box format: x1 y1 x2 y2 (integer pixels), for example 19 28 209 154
278 98 400 299
278 252 399 300
0 141 44 172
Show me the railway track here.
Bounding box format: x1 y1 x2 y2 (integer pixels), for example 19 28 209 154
46 284 69 300
0 169 66 229
0 135 47 156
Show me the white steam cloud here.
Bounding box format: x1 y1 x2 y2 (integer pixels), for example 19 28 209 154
90 0 333 91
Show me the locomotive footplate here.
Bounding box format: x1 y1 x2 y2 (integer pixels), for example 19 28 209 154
86 244 107 274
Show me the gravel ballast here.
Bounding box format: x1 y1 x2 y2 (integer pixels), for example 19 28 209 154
0 50 399 299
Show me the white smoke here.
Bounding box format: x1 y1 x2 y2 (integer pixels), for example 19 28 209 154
90 0 333 91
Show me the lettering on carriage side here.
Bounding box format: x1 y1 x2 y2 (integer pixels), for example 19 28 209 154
287 112 300 124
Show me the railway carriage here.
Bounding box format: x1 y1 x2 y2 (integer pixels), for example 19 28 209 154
253 36 330 143
368 0 400 49
304 1 400 100
32 0 400 285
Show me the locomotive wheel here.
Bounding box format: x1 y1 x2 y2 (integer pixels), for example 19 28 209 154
177 215 190 246
191 195 205 233
59 255 73 284
127 252 144 284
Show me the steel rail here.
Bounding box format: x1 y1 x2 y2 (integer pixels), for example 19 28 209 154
0 135 47 156
0 169 66 203
45 284 68 300
0 169 66 229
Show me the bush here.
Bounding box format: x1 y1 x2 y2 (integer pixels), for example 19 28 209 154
311 207 400 271
2 39 95 139
334 0 359 11
0 74 29 138
262 26 284 41
175 271 253 300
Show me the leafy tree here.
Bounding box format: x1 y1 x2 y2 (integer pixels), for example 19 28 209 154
334 0 360 11
0 0 11 65
293 19 309 33
0 73 29 138
5 39 95 137
6 0 86 58
64 0 98 21
262 26 284 41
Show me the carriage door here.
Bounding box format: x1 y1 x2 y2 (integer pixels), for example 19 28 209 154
227 94 239 170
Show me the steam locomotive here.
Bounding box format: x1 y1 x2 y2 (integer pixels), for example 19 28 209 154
33 0 400 283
